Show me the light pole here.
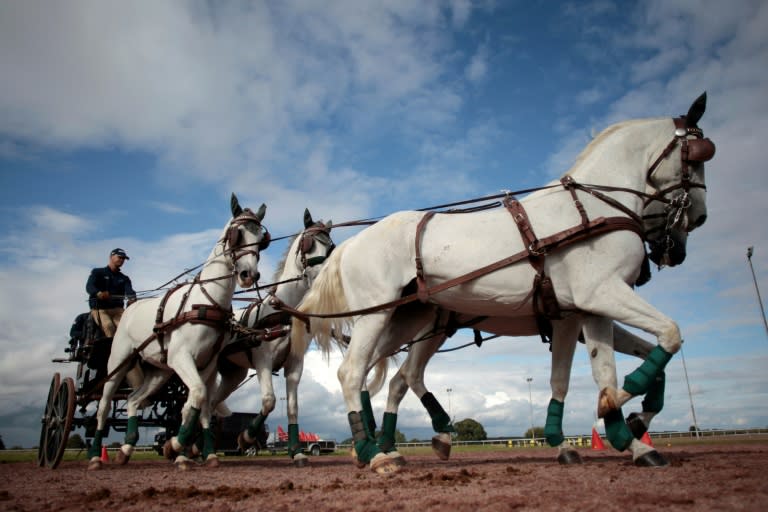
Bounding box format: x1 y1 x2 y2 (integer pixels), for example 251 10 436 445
679 342 700 439
526 377 534 440
446 388 453 421
747 247 768 338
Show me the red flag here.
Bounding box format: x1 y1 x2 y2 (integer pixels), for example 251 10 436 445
299 430 308 442
277 425 288 441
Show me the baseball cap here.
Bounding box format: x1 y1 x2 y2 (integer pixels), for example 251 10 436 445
111 248 130 259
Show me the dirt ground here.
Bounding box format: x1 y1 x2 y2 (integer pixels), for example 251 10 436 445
2 442 767 512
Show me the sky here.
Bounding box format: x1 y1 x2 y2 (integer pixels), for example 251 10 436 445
1 0 767 450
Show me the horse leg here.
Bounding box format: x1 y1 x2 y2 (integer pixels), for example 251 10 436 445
284 351 311 467
390 328 452 462
338 313 400 474
581 317 667 466
578 279 682 412
115 369 171 465
613 324 663 438
546 316 583 465
164 352 209 469
87 342 134 470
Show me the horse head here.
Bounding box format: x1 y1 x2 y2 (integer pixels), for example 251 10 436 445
226 193 269 288
297 208 335 282
643 92 716 267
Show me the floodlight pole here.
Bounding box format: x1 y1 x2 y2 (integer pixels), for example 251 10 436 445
746 247 768 338
526 377 534 440
679 342 700 439
446 388 453 422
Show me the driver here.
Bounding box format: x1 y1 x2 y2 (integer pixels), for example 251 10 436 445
86 248 136 338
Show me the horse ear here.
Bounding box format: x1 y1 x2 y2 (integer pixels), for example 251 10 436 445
326 220 332 230
231 193 243 218
304 208 313 228
686 92 707 127
254 203 267 223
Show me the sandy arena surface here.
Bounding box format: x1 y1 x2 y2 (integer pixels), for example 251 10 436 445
3 443 767 511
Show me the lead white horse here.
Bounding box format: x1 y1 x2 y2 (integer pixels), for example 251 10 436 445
211 209 334 466
87 194 269 470
363 179 694 467
292 94 715 474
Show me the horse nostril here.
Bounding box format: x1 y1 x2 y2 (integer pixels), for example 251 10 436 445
239 270 254 282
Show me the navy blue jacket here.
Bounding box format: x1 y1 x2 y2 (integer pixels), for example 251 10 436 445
86 266 136 309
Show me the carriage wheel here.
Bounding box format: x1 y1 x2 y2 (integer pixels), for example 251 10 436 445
39 377 76 469
37 373 60 467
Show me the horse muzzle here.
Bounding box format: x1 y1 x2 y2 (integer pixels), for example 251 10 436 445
649 231 687 268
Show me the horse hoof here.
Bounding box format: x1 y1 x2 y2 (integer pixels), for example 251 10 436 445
293 454 309 468
237 431 252 452
163 440 178 461
386 451 407 467
350 446 366 469
431 433 452 460
114 449 130 466
371 453 400 474
205 454 220 468
87 458 102 471
557 449 583 465
597 387 619 418
634 450 669 467
626 412 648 438
175 456 193 471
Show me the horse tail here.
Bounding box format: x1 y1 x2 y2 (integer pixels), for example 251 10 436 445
291 243 351 359
366 357 389 397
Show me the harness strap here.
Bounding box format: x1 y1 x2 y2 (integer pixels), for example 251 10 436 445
278 214 645 324
415 211 437 302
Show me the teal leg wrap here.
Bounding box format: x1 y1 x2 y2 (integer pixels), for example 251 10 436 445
377 412 397 452
544 399 565 447
604 409 634 451
87 430 104 459
360 391 377 435
201 428 216 459
421 392 455 433
348 411 379 464
287 423 301 458
124 416 139 446
642 371 666 413
176 407 201 446
623 346 673 396
246 413 266 439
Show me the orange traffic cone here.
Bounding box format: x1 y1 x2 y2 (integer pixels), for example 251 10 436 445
591 428 606 450
641 431 653 447
100 446 110 463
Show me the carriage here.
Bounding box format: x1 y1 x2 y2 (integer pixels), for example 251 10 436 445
37 311 188 469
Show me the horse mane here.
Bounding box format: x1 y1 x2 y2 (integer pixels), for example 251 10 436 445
569 118 664 172
272 234 299 282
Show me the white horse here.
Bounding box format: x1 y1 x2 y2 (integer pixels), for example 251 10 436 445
292 94 715 474
211 209 334 467
87 194 269 470
362 178 694 467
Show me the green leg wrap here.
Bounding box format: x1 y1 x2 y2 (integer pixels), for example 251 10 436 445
623 346 673 396
287 423 301 458
360 391 377 435
421 392 455 433
544 399 565 447
641 371 666 413
87 430 104 459
604 409 634 451
201 428 216 459
176 407 201 446
348 411 380 464
377 412 398 452
124 416 139 446
246 413 266 439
